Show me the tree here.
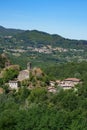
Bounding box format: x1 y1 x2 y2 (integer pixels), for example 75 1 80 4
3 68 19 82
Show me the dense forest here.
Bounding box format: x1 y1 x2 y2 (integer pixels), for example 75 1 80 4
0 54 87 129
43 62 87 81
0 85 87 130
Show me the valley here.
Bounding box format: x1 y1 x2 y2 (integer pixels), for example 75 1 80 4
0 26 87 69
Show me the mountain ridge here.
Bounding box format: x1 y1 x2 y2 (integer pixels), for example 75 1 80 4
0 25 24 36
0 25 87 68
0 25 86 41
0 25 64 40
0 25 87 49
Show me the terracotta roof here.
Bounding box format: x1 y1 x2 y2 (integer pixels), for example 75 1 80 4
9 80 18 83
64 78 80 82
56 80 61 83
48 86 56 93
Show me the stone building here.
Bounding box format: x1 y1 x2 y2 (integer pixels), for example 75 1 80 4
18 70 29 81
8 62 32 89
9 80 18 90
17 62 31 81
59 78 81 90
5 60 11 68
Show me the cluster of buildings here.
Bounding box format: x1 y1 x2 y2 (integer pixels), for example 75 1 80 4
9 64 81 92
9 62 32 90
0 61 81 93
30 46 68 54
59 78 81 90
31 46 52 54
48 78 81 93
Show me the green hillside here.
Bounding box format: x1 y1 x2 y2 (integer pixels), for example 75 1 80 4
0 26 87 130
0 26 87 68
14 30 87 48
0 26 24 36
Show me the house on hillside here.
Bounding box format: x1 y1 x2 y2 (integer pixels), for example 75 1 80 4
59 78 81 90
50 81 55 87
8 62 31 90
48 86 57 93
18 70 29 81
64 78 81 85
18 62 31 81
9 80 19 90
56 80 61 85
5 60 11 68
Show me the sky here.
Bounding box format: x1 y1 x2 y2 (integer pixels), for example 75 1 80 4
0 0 87 40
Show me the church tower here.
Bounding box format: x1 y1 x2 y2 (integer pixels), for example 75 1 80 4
27 62 32 71
5 60 11 68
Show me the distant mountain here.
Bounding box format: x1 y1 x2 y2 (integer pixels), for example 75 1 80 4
0 25 24 36
0 25 87 48
0 25 87 67
14 30 65 46
14 29 87 49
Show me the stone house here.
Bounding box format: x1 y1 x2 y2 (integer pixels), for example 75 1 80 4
8 62 31 89
17 62 32 81
50 81 55 87
48 86 56 93
59 78 81 90
9 80 18 90
18 70 29 81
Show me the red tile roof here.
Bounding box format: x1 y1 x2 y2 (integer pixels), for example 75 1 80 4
64 78 80 82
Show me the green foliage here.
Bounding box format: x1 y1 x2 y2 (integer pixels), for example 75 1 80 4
43 62 87 80
3 68 19 82
0 78 3 86
0 82 87 129
28 87 47 103
61 91 79 111
0 54 7 69
0 58 87 129
0 25 23 36
14 87 30 103
1 26 87 69
1 26 87 129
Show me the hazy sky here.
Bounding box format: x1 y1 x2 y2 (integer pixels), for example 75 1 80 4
0 0 87 40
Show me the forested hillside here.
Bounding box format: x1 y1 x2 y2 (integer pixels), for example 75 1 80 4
0 26 87 129
0 26 87 68
0 54 9 69
0 26 24 36
0 62 87 129
43 62 87 81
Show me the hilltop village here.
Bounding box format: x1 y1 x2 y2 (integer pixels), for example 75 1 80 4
0 58 81 94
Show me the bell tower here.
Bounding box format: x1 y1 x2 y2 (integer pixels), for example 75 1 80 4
27 62 32 71
5 60 11 68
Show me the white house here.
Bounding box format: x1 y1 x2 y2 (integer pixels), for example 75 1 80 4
9 80 18 90
8 63 32 89
50 81 55 87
